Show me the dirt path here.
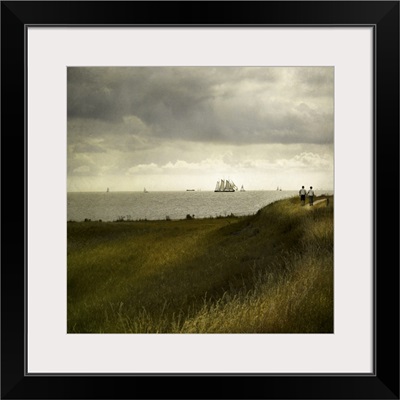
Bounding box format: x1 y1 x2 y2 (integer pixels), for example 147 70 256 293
303 198 330 208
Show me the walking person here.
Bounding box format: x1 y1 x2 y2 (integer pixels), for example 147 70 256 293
299 186 306 206
307 186 315 206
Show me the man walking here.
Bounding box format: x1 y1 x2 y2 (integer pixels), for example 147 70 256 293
307 186 315 206
299 186 306 206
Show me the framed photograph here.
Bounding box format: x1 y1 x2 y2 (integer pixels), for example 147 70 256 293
2 1 399 398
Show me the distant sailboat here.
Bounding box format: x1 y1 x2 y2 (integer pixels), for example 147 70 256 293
214 179 238 192
240 185 245 192
106 187 109 192
144 187 148 193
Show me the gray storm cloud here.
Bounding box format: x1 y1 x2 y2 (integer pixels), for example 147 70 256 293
68 66 333 145
67 66 334 191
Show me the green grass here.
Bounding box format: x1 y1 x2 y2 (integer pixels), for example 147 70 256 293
67 195 334 333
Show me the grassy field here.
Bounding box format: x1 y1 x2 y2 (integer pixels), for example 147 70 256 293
67 195 334 333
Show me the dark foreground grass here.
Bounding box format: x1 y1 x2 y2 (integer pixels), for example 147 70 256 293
68 195 334 333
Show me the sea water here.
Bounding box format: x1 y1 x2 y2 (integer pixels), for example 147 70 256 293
67 190 332 222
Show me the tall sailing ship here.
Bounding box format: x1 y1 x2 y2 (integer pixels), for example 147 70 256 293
214 179 238 192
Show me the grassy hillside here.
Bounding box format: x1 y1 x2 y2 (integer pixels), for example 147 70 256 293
67 195 333 333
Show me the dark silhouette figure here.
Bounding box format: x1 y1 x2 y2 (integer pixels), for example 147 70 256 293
299 186 306 206
307 186 315 206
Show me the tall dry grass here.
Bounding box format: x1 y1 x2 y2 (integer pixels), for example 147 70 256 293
68 196 333 333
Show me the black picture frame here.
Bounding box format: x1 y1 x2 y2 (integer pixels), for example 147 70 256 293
2 1 399 399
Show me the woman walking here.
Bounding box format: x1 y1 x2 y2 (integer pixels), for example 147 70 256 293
307 186 315 206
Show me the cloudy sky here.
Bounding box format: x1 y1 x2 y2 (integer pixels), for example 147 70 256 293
67 67 334 192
